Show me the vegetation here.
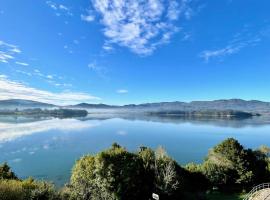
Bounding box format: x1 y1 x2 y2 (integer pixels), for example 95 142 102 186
0 138 270 200
0 162 18 180
0 108 88 118
0 179 60 200
148 110 257 119
202 138 270 190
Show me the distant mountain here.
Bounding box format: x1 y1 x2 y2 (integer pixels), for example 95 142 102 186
73 99 270 114
1 99 270 114
0 99 56 110
73 103 117 109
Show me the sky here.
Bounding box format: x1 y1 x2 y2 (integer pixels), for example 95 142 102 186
0 0 270 105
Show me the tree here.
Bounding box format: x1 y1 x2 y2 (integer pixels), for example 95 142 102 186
138 146 181 199
202 138 269 190
154 147 180 197
0 163 18 180
70 144 150 200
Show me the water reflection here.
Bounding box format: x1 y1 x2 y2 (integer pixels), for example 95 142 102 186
84 114 270 128
1 114 270 143
0 116 98 143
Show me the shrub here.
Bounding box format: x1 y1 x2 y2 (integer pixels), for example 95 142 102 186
0 179 24 200
0 178 60 200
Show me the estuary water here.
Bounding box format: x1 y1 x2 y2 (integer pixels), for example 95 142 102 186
1 114 270 186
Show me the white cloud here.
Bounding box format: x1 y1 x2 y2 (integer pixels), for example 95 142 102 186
59 4 69 11
0 75 101 105
116 89 128 94
200 46 240 62
46 1 73 16
46 1 57 10
0 40 21 63
46 75 53 79
102 44 114 51
32 69 73 88
15 61 29 66
0 75 8 79
91 0 193 55
81 14 95 22
200 27 263 62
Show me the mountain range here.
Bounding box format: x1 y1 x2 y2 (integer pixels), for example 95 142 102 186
0 99 270 114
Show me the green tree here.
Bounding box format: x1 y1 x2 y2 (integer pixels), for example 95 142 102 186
0 163 18 180
202 138 269 190
70 144 150 200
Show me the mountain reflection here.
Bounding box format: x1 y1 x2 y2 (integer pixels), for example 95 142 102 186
83 114 270 128
0 114 270 143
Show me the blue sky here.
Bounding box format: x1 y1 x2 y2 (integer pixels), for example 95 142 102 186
0 0 270 105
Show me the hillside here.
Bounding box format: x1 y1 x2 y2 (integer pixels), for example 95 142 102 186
0 99 56 110
73 99 270 114
1 99 270 114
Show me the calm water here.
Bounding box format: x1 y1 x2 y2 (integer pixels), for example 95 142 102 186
1 114 270 186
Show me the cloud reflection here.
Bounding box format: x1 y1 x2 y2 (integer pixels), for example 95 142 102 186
0 118 98 143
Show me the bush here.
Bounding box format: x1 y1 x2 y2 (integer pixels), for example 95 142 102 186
0 179 24 200
27 180 60 200
0 178 60 200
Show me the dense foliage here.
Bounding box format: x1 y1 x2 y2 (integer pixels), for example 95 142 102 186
201 138 269 190
69 144 184 200
0 178 60 200
0 162 18 180
0 108 88 118
0 138 270 200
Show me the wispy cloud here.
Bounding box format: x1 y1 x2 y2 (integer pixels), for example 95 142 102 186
0 75 101 105
91 0 193 55
15 61 29 66
200 27 264 62
0 40 21 63
116 89 128 94
88 61 108 79
31 69 73 88
46 1 73 16
15 70 32 76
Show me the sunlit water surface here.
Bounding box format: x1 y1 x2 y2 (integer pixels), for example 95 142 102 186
1 115 270 186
